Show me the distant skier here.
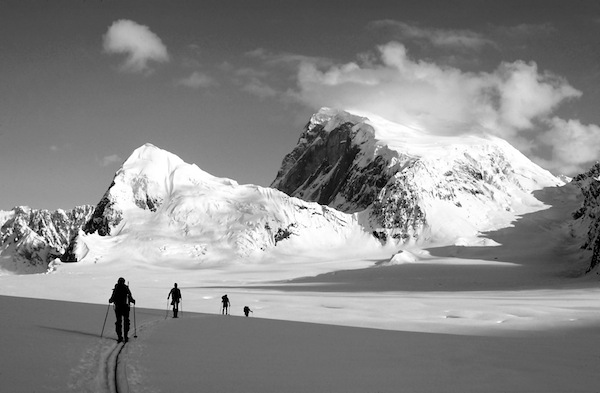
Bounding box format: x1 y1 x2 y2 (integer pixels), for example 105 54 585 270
109 277 136 343
243 306 253 317
168 283 182 318
221 294 230 315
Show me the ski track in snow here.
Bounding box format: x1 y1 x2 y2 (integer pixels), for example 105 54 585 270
67 340 128 393
107 343 127 393
68 316 161 393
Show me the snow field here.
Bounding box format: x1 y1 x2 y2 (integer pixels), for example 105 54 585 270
1 295 598 392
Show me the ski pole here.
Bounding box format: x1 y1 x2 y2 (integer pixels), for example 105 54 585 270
100 303 111 338
165 299 170 319
133 303 138 338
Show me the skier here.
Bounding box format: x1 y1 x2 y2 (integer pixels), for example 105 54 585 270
168 283 182 318
221 294 230 315
243 306 253 317
108 277 135 343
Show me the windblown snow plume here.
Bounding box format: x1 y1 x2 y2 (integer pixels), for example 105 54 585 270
65 144 373 266
272 108 564 245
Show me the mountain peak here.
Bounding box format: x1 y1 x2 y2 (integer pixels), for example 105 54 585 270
308 107 368 132
272 108 563 244
122 143 185 172
63 143 371 265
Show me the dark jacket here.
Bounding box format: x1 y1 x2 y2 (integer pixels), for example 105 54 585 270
109 283 135 307
169 287 181 302
221 295 230 307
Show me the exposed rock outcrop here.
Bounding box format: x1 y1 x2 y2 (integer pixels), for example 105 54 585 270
571 163 600 272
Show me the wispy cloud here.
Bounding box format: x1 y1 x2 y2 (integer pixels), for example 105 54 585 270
100 154 122 167
175 71 218 89
103 19 169 73
231 49 331 100
241 79 277 99
246 48 331 68
369 20 496 51
49 144 73 153
493 23 555 39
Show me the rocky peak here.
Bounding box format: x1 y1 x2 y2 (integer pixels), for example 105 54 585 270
271 108 563 244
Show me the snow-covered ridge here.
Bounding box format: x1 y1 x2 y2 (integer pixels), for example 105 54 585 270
64 143 376 266
272 107 564 244
0 205 94 273
3 109 596 275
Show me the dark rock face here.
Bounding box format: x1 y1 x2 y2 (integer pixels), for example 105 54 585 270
273 122 363 208
272 119 395 215
270 111 443 241
571 163 600 272
0 205 94 272
371 172 425 242
82 182 122 237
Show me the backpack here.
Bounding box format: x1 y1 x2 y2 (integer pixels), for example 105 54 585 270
111 283 131 306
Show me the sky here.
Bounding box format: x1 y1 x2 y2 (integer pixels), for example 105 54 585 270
2 0 600 210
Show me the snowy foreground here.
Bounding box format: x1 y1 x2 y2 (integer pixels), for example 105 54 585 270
1 296 598 393
1 184 600 392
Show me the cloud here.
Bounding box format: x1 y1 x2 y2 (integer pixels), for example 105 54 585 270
175 71 218 89
494 61 580 131
294 42 580 133
538 118 600 174
103 19 169 73
232 67 278 99
232 49 334 101
288 41 589 174
493 23 555 39
241 79 277 99
246 48 331 68
369 20 495 51
101 154 122 167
